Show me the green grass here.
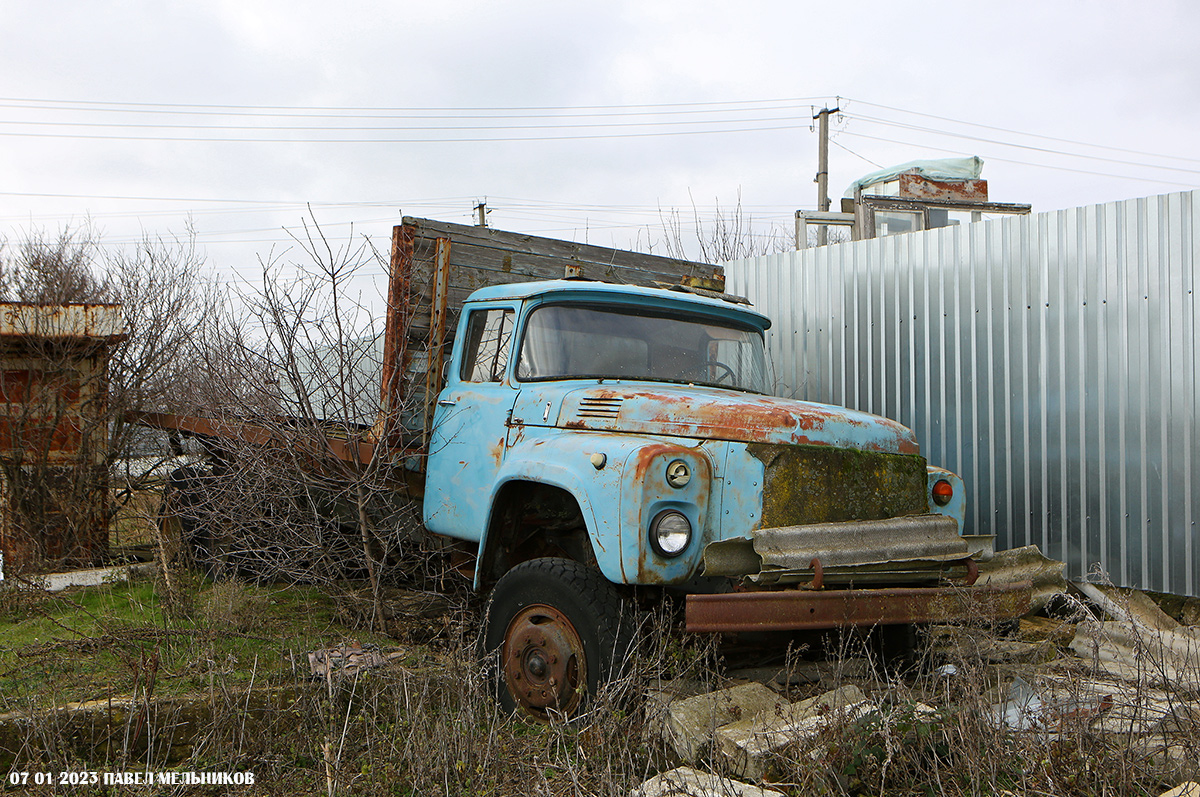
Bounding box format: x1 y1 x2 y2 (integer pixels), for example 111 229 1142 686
0 577 410 710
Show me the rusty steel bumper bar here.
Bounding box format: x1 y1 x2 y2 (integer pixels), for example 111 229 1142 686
685 581 1032 633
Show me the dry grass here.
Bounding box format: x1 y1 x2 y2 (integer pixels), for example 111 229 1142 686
2 576 1199 796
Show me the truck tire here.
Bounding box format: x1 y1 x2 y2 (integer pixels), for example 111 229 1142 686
482 557 634 720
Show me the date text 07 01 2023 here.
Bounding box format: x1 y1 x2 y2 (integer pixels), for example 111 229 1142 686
8 771 256 786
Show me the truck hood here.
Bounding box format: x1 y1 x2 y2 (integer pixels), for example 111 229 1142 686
542 383 919 455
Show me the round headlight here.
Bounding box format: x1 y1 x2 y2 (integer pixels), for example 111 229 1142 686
666 459 691 488
650 510 692 557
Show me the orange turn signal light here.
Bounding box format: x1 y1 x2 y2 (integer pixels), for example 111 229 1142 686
932 479 954 506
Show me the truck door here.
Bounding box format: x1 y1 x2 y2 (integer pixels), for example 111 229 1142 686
423 305 518 542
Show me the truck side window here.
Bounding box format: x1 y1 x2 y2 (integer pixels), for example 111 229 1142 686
460 308 513 382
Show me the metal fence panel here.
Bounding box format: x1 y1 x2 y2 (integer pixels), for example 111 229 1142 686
727 190 1199 597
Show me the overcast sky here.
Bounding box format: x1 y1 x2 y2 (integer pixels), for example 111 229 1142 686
1 0 1197 293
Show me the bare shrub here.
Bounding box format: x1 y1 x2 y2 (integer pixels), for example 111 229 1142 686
648 191 792 263
157 215 429 630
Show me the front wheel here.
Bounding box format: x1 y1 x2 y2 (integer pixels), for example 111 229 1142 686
482 558 634 720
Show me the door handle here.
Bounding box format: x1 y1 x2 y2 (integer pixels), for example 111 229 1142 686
437 398 458 407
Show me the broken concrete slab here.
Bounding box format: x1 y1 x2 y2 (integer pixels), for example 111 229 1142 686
976 545 1066 613
629 767 785 797
653 682 786 763
1159 783 1200 797
7 562 157 592
1132 735 1200 783
714 685 875 781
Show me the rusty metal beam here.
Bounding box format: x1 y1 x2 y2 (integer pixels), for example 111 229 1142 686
422 237 452 446
130 411 377 466
858 194 1032 215
381 224 415 417
684 581 1032 633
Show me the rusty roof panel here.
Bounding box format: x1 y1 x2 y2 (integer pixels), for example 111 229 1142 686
0 303 125 341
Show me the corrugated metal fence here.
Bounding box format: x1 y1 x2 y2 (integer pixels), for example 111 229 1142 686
726 190 1199 597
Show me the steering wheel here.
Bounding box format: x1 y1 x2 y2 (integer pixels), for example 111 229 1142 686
679 360 737 385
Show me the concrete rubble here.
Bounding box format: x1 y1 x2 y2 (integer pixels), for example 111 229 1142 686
6 562 157 592
629 767 785 797
1159 783 1200 797
650 682 786 763
713 685 876 780
633 551 1200 795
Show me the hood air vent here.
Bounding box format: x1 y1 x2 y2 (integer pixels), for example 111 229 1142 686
577 396 624 418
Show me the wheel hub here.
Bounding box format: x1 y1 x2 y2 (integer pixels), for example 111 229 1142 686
502 603 586 718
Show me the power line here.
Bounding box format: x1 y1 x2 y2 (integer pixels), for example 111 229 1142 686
0 100 816 122
0 95 830 113
837 130 1200 189
843 97 1200 165
0 122 808 144
830 138 882 168
0 113 809 134
843 112 1200 176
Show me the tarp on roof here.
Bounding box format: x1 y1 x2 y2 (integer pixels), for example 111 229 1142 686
845 156 984 197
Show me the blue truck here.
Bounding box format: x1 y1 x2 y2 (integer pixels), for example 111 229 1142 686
152 217 1030 720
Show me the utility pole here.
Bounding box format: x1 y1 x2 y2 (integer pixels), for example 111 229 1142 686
813 106 839 246
474 201 488 227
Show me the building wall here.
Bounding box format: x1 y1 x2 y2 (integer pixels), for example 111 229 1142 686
726 190 1199 597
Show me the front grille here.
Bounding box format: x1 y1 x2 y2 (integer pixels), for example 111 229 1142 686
749 442 927 527
577 396 623 418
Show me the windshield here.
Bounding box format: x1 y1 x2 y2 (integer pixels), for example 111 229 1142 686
516 303 769 393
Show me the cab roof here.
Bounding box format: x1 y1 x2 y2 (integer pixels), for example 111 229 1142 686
463 279 772 331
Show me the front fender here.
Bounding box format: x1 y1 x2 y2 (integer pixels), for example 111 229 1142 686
482 432 642 587
482 430 715 588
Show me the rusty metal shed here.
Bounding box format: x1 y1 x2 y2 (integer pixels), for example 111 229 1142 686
0 303 125 574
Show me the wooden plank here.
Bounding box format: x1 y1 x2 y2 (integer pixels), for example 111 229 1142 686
381 225 414 412
422 237 452 445
402 216 722 279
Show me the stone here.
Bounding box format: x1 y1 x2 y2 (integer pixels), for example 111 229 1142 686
629 767 785 797
714 684 875 780
1159 783 1200 797
654 682 786 763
